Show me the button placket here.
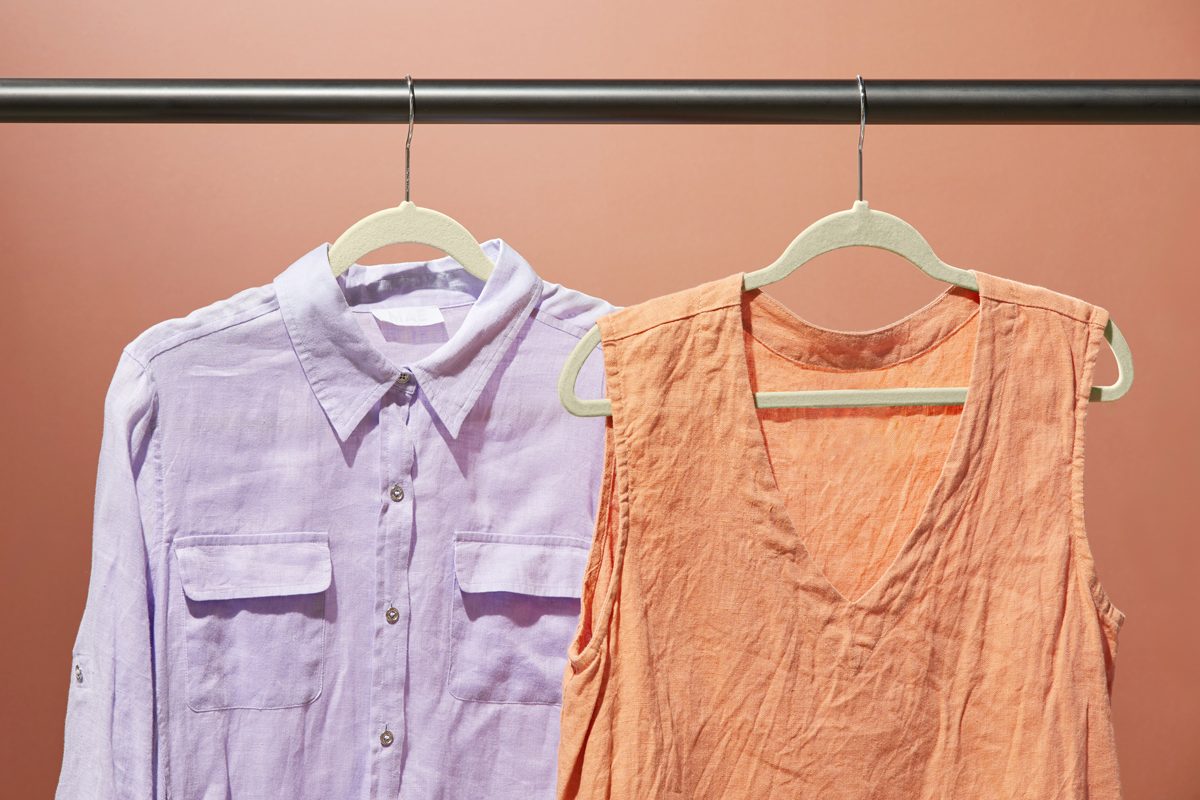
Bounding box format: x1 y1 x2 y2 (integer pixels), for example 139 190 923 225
371 387 417 791
369 398 412 796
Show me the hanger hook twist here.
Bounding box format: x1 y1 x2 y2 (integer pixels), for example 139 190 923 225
405 74 415 203
856 74 866 203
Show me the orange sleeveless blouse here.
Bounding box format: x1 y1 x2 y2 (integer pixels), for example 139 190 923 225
558 270 1125 799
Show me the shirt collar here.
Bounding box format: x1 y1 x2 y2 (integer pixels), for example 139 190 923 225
273 237 543 442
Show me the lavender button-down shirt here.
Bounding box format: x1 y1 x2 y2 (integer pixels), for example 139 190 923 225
55 238 614 799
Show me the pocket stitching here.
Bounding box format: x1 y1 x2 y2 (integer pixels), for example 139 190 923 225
445 533 575 707
177 532 330 713
445 572 564 707
450 533 589 598
183 590 328 713
174 530 330 549
453 530 591 549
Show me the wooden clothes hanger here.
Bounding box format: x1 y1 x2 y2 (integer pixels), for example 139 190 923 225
327 75 496 280
558 75 1134 417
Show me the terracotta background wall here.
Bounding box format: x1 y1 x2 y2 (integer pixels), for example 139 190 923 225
2 2 1197 797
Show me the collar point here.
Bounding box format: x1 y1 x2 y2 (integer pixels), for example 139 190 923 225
330 414 361 443
442 412 468 440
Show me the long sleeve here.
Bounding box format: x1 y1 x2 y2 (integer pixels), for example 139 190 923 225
56 348 160 800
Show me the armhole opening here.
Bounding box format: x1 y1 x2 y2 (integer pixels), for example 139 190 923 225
567 418 625 672
1069 312 1126 649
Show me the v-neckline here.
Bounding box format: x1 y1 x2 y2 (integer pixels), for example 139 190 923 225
728 271 1002 616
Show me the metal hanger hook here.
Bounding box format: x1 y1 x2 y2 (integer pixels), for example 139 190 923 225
856 74 866 203
405 74 415 203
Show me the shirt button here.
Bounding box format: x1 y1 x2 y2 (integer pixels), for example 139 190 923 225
385 607 400 624
389 483 405 502
380 729 395 748
396 371 411 385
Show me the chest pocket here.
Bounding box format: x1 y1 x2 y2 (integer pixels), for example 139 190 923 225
448 531 589 705
174 531 331 712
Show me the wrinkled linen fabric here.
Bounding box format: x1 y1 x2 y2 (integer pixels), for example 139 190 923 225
55 238 615 800
559 270 1125 799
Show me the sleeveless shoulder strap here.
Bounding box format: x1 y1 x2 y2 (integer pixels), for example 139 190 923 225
564 274 743 676
978 272 1110 430
976 271 1124 647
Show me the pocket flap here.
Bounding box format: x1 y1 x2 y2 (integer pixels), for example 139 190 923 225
453 531 589 598
175 531 332 601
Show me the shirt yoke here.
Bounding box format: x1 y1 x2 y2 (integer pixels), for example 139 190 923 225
124 283 280 368
533 281 619 340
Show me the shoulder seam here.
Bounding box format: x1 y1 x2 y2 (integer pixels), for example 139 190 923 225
531 307 595 340
990 293 1102 326
981 274 1104 327
120 345 150 371
131 297 281 365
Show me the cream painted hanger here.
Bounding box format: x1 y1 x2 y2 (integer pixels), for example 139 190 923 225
327 75 496 280
558 75 1134 417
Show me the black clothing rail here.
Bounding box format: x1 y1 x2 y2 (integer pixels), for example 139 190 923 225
0 79 1197 124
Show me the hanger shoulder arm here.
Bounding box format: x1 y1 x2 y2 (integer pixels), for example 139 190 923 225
1091 318 1134 402
558 325 612 417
